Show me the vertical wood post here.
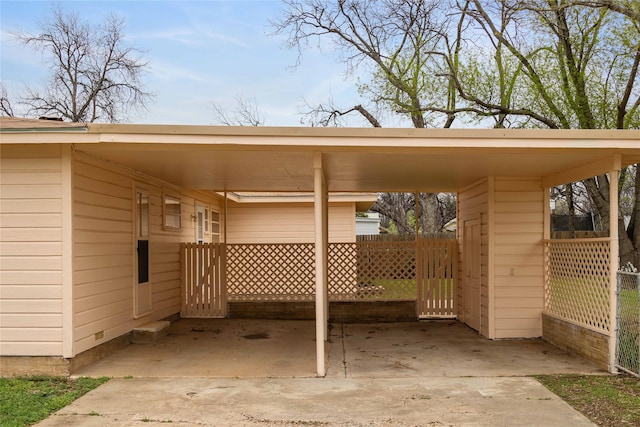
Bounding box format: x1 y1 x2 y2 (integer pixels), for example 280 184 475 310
609 160 620 372
314 153 327 377
415 192 420 317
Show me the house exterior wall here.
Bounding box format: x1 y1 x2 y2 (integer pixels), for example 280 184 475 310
355 215 380 235
71 151 223 356
226 202 356 243
493 177 544 338
0 144 65 356
457 179 490 335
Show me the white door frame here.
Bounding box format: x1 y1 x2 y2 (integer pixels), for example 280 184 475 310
134 186 152 317
463 216 481 332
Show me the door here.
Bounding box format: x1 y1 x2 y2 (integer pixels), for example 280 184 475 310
134 189 152 317
195 204 208 243
463 218 481 332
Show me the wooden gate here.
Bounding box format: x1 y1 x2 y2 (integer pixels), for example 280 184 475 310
416 239 458 318
181 243 226 318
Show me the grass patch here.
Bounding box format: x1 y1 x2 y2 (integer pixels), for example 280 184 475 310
536 374 640 426
0 376 108 426
370 278 454 300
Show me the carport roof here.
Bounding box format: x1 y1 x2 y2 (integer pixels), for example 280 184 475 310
2 119 639 192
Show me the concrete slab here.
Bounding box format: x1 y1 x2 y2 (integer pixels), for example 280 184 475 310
75 319 318 378
327 321 602 378
76 318 602 379
36 376 595 426
45 319 605 426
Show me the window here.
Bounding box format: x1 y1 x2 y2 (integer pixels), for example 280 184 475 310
211 210 221 243
163 195 181 229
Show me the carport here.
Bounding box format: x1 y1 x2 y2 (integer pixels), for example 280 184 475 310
73 125 640 376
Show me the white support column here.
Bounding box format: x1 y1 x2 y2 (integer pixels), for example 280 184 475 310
414 192 420 318
414 192 420 237
322 180 329 340
223 190 228 245
543 187 551 314
608 168 620 373
543 188 551 241
313 152 328 377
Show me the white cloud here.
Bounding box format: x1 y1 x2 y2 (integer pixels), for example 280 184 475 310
148 60 213 83
131 27 248 48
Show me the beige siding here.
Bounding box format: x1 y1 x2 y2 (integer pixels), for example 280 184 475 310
72 152 223 355
226 202 356 243
0 145 64 356
493 177 544 338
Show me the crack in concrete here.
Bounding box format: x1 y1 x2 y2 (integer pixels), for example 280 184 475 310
341 323 348 378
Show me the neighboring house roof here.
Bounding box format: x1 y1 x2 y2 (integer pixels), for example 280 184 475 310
442 218 457 232
2 119 639 194
225 192 377 211
0 116 87 131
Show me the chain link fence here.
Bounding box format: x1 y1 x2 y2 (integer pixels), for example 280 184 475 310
616 270 640 377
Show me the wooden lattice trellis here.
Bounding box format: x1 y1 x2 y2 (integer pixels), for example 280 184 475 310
181 239 457 317
544 238 611 333
329 241 417 300
226 243 315 301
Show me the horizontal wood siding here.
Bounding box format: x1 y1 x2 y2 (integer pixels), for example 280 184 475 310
0 145 64 356
72 152 223 355
457 179 489 331
73 154 133 354
493 177 544 338
226 202 355 243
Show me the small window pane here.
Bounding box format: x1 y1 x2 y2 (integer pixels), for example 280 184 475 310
164 196 181 229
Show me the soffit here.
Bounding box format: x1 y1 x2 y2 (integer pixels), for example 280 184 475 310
5 122 639 192
75 141 640 193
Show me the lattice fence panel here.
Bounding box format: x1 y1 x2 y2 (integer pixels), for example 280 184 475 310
616 271 640 377
226 243 315 301
545 239 611 333
329 241 417 301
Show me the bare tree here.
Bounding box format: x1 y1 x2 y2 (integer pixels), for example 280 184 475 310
274 1 458 234
211 94 265 126
12 6 151 123
567 0 640 22
300 96 382 127
371 192 456 234
275 0 640 264
273 0 448 128
0 83 14 117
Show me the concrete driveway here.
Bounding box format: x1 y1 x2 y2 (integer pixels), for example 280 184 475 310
37 319 600 426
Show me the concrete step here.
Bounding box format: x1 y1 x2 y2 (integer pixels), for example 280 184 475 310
132 320 171 344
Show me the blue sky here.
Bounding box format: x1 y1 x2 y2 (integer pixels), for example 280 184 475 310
0 0 365 126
